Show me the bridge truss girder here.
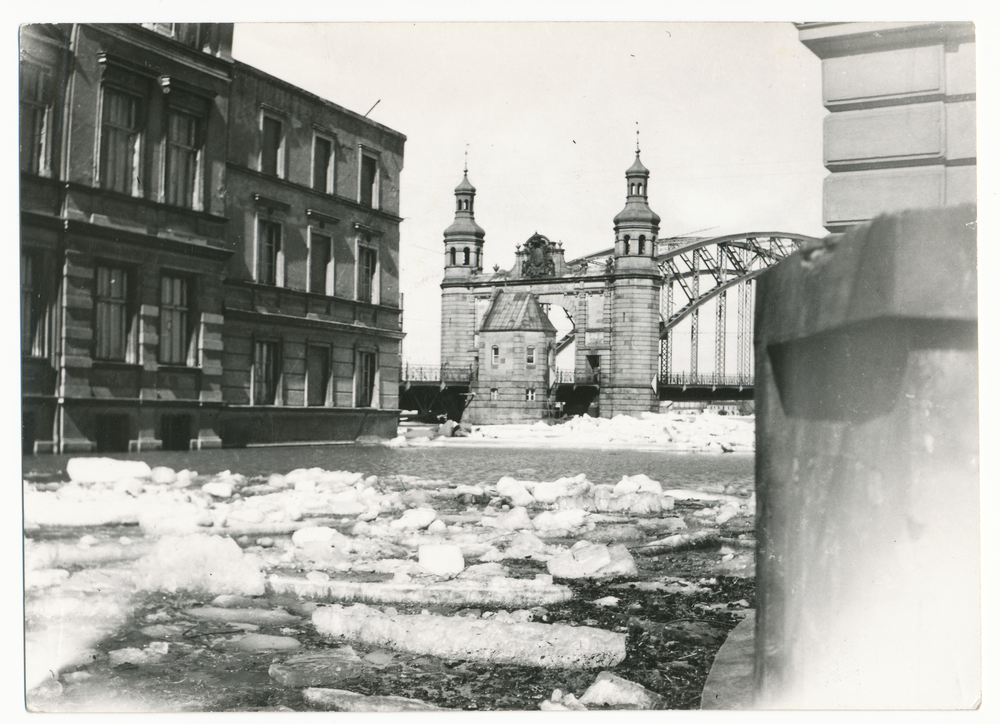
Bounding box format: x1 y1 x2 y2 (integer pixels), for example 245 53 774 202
657 233 814 339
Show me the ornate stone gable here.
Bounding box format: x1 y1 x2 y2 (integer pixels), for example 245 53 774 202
520 233 556 278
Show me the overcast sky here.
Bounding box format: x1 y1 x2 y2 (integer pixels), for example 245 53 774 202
233 21 829 364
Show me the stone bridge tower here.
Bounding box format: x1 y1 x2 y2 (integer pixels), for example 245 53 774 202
440 167 485 379
608 147 662 415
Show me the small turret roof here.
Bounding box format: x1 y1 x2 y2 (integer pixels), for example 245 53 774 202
626 152 649 176
481 292 557 334
455 171 476 194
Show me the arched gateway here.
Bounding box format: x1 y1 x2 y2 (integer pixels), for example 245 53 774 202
434 150 818 424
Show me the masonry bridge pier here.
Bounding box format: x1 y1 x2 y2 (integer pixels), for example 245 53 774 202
402 149 820 424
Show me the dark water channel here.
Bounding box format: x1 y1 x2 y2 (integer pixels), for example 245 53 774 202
23 444 754 492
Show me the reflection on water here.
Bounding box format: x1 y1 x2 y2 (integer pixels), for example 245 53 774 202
22 445 754 492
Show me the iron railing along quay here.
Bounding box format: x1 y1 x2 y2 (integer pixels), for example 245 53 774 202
401 364 477 384
658 372 754 388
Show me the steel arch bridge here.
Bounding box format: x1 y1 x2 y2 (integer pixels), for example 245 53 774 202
576 231 821 395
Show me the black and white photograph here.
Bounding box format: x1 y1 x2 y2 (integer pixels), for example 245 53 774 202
16 3 986 715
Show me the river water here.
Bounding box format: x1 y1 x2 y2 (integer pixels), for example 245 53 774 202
22 444 754 494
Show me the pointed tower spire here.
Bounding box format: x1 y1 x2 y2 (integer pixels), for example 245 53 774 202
444 160 486 275
614 135 660 264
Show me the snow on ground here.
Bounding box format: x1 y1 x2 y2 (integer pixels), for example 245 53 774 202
24 425 756 703
391 412 754 452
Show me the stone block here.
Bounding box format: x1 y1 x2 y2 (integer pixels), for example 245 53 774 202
822 45 943 107
823 166 944 228
823 103 944 167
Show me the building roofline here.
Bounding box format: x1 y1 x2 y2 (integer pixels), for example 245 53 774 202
231 58 407 143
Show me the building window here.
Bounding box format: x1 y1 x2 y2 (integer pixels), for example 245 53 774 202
257 219 282 285
99 87 142 195
261 113 284 178
356 350 377 408
144 22 175 36
463 247 470 265
159 275 192 365
165 110 202 209
491 346 499 365
253 340 281 405
623 235 631 255
526 388 536 402
358 241 378 304
307 345 331 407
490 388 498 401
175 24 202 48
313 134 334 193
21 252 46 357
20 63 49 176
638 235 646 255
95 265 135 361
309 231 332 295
359 152 378 208
526 346 535 365
449 248 456 266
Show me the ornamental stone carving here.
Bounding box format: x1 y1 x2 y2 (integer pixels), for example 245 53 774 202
521 233 556 278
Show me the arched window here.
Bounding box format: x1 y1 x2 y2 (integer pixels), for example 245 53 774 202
629 183 635 195
638 235 645 255
491 346 499 364
449 247 456 266
463 247 470 265
623 235 630 255
637 183 643 196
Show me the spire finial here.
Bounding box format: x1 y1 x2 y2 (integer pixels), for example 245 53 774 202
464 144 469 174
636 121 640 155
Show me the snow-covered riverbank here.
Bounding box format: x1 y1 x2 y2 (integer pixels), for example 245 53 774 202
392 412 755 453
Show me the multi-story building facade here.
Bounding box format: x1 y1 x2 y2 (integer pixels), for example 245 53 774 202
19 23 405 453
218 61 405 446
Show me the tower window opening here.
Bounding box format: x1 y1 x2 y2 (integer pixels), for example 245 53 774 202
630 183 635 195
491 346 499 365
449 247 456 266
623 235 630 255
638 183 643 195
638 235 645 255
463 247 470 265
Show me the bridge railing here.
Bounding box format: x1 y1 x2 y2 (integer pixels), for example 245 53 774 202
552 369 601 385
401 363 477 384
658 372 754 388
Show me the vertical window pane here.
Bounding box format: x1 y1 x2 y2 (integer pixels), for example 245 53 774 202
21 254 36 355
356 351 376 408
313 137 332 192
166 111 199 208
310 234 331 294
307 346 330 406
261 116 282 176
96 266 129 360
159 275 190 364
360 155 377 207
358 245 376 303
258 221 281 285
20 64 47 175
100 89 140 195
254 341 280 405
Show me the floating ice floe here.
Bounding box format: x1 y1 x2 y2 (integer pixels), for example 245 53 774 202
270 573 572 608
313 603 627 668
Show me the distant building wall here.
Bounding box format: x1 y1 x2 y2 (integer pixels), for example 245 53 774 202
797 22 976 232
